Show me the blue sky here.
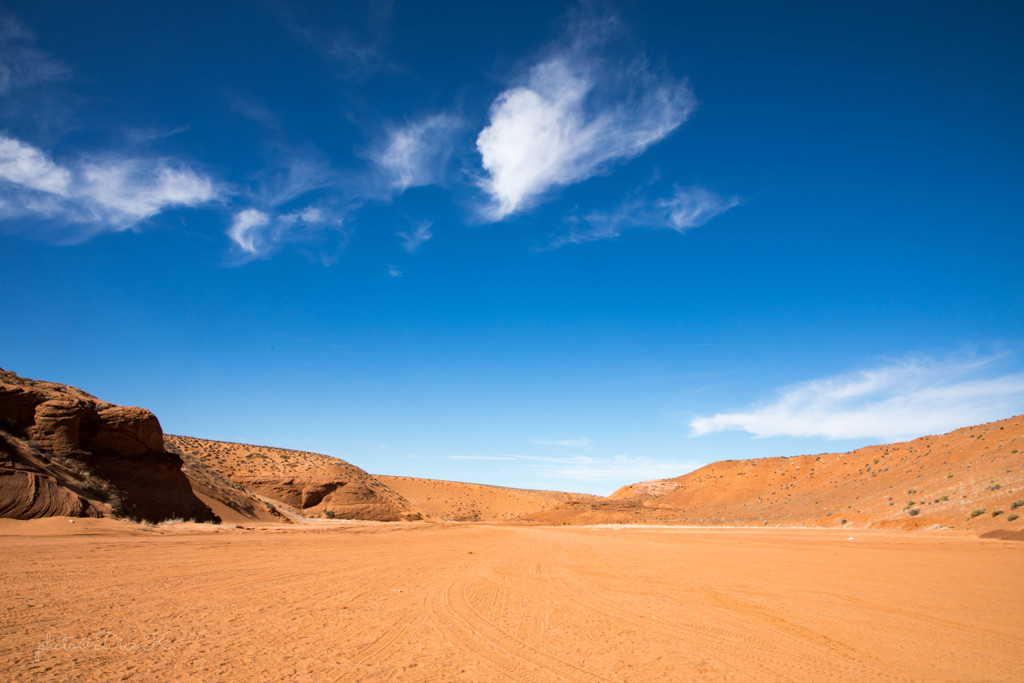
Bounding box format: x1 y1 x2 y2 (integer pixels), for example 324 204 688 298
1 1 1022 494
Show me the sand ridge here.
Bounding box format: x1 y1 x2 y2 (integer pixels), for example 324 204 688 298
523 414 1024 533
165 435 421 522
376 475 598 521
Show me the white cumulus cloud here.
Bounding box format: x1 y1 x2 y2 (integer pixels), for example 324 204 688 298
690 352 1024 441
476 16 696 220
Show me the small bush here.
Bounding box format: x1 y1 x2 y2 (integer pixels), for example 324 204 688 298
939 495 949 502
992 510 1004 517
907 508 920 516
970 508 986 518
841 519 848 525
324 509 335 518
1008 514 1019 522
1011 499 1024 510
989 483 1002 491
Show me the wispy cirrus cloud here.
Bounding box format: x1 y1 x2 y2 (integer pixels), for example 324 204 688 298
223 134 353 261
476 14 696 220
397 220 432 253
530 437 592 452
551 185 738 248
0 14 70 93
691 351 1024 441
286 1 397 80
373 114 461 193
226 204 344 261
0 133 217 237
450 453 698 485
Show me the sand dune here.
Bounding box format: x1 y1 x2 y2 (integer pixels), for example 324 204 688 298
1 519 1021 681
376 475 597 521
523 415 1024 533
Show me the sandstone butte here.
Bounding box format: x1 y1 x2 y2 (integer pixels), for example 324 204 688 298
1 366 1022 537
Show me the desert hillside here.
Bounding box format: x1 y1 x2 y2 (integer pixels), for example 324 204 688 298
376 475 598 521
522 415 1024 534
165 435 421 522
0 369 215 523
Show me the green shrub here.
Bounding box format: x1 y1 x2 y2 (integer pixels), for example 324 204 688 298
992 510 1004 517
1011 499 1024 510
970 508 986 518
1008 514 1019 522
907 508 920 516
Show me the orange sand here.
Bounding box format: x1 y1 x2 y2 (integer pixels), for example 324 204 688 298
1 519 1021 681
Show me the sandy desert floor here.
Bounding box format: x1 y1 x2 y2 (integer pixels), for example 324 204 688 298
1 520 1022 681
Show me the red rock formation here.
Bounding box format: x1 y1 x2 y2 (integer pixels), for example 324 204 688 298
0 368 217 523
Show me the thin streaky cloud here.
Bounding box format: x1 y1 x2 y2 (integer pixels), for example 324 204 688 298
530 437 593 452
284 1 397 80
690 352 1024 441
476 13 696 220
550 185 738 248
450 453 698 483
0 14 70 93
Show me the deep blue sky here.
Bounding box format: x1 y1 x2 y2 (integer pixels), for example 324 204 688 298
2 1 1022 493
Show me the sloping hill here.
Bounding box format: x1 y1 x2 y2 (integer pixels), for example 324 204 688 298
521 415 1024 534
376 475 598 521
0 369 216 523
164 435 422 522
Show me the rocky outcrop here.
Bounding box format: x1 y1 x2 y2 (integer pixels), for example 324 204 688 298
0 368 217 523
165 434 423 522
